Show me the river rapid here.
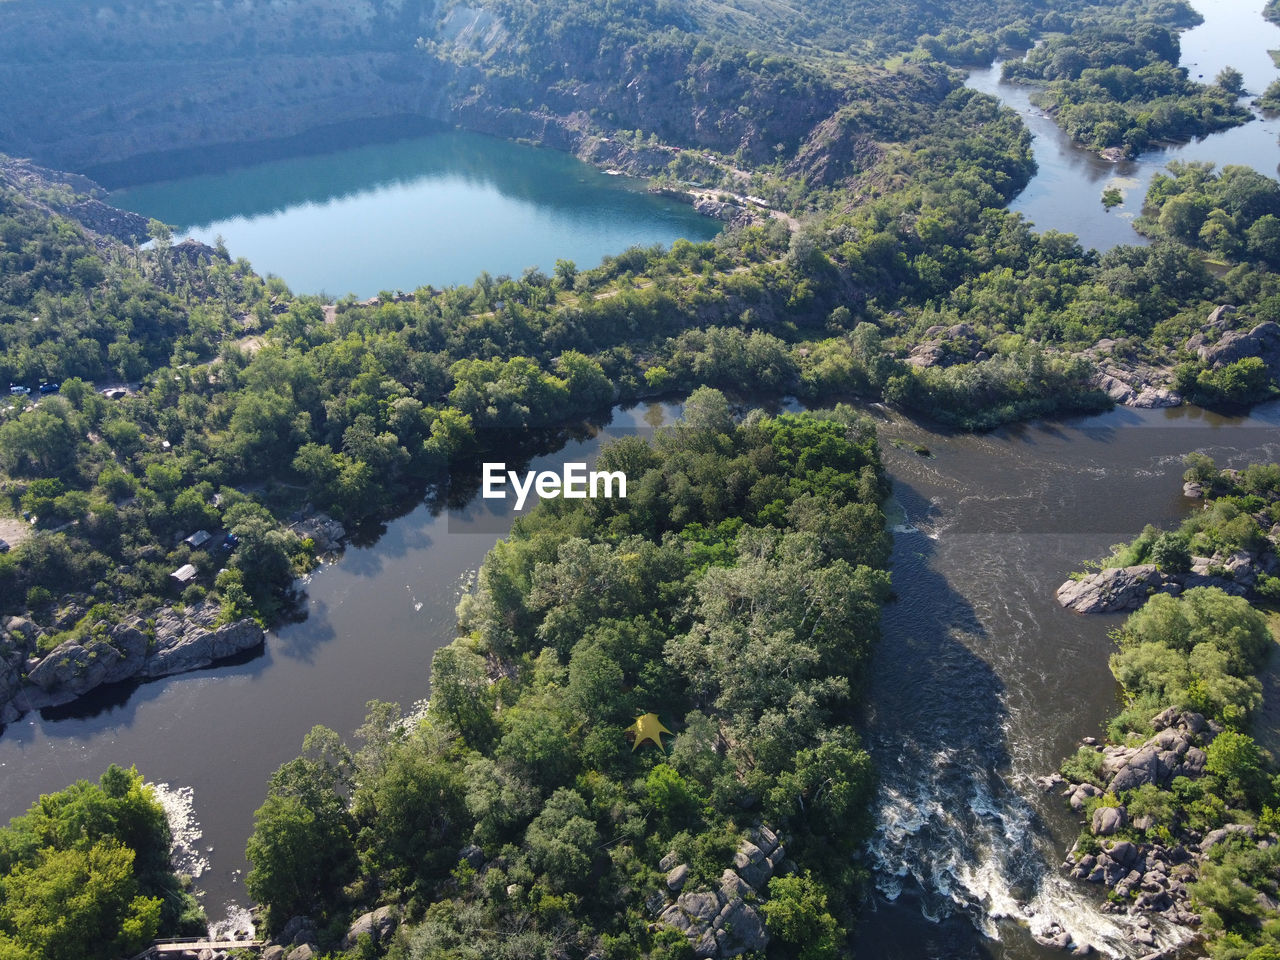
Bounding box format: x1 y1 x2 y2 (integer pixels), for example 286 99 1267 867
861 401 1280 959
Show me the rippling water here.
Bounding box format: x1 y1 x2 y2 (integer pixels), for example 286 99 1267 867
861 402 1280 958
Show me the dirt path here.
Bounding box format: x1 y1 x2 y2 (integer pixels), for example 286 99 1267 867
0 517 31 549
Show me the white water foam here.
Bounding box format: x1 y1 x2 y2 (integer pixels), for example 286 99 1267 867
147 781 208 879
865 755 1194 957
208 902 257 941
149 780 258 941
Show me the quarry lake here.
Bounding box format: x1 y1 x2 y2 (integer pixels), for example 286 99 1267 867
109 130 720 298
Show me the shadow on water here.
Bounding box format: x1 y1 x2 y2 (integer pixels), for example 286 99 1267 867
862 472 1026 956
17 642 270 729
107 127 701 235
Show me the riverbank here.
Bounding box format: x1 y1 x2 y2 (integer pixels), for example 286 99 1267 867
1045 459 1280 958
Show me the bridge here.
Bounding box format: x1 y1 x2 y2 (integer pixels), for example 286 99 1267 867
129 937 266 959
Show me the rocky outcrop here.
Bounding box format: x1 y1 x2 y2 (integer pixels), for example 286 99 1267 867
1083 339 1181 408
904 323 983 369
340 905 399 950
1188 317 1280 373
1055 565 1165 614
289 512 346 553
654 826 785 959
1052 710 1233 931
0 156 151 244
0 601 264 724
1056 544 1278 614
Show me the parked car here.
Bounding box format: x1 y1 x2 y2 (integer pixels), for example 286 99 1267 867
38 382 60 394
9 385 29 396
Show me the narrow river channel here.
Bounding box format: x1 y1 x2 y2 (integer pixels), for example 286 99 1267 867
966 0 1280 252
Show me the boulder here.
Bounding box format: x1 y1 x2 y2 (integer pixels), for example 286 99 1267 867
1092 806 1127 836
4 617 39 644
1110 745 1166 793
677 891 721 923
715 899 768 956
341 905 399 949
667 864 690 891
285 947 316 960
1199 824 1255 853
659 851 680 872
1195 320 1280 370
458 844 484 869
261 948 285 960
720 869 752 901
1056 566 1163 614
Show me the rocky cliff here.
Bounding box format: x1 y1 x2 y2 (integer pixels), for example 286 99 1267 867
0 601 264 725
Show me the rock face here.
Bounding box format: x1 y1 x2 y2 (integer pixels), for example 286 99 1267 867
1055 565 1164 614
655 826 782 958
341 905 399 950
0 601 264 723
1083 339 1181 408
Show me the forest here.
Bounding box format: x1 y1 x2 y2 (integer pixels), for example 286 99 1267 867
0 0 1278 956
0 767 203 960
241 395 891 958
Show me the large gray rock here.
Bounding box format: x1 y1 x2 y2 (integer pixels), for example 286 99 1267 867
1092 806 1127 836
1110 745 1167 793
4 616 39 644
341 905 399 949
678 891 721 923
1194 320 1280 369
145 614 263 677
1056 566 1164 614
26 639 121 695
1199 824 1255 853
667 864 690 891
715 899 768 957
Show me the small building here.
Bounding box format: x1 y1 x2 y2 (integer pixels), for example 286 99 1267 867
183 529 211 548
170 564 197 586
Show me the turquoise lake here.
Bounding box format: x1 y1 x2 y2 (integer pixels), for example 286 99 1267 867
110 131 720 298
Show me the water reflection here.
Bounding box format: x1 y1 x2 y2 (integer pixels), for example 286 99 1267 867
966 0 1280 251
109 131 719 296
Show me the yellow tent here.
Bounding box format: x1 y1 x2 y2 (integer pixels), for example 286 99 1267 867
629 713 673 752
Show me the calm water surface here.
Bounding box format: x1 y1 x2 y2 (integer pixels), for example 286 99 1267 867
0 404 677 925
966 0 1280 252
110 132 719 297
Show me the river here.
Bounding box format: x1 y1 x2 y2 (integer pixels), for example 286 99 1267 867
1 393 1277 955
861 400 1280 959
4 1 1280 955
965 0 1280 252
108 130 719 298
0 404 676 928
